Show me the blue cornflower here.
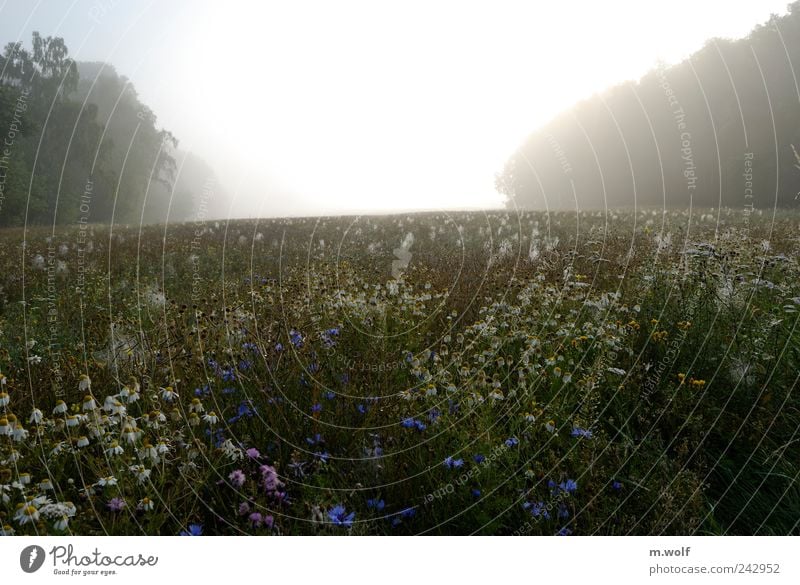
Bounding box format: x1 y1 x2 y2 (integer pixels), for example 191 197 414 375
559 479 578 494
275 343 284 352
328 505 355 528
524 501 551 519
558 503 570 519
443 456 464 469
306 434 323 446
571 427 593 439
311 403 322 413
471 489 481 498
401 417 417 429
473 454 486 464
221 368 236 382
242 342 258 352
400 507 416 518
239 359 252 371
321 328 340 348
314 451 330 463
309 362 320 373
357 404 367 414
237 401 254 418
210 429 226 448
414 420 427 432
504 437 519 447
180 523 203 536
428 408 440 422
289 329 303 348
367 498 385 511
556 527 573 536
324 391 336 400
611 480 623 490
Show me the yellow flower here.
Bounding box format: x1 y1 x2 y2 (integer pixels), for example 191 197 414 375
652 330 668 342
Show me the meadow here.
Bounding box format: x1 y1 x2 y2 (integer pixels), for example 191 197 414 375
0 208 798 535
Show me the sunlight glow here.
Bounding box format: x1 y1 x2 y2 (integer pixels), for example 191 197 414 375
160 0 789 216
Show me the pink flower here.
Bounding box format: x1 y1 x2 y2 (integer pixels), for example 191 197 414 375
259 464 284 496
238 502 251 516
246 448 261 459
228 469 246 488
248 512 264 528
107 497 126 512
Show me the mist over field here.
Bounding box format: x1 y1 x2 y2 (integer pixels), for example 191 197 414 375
0 1 798 540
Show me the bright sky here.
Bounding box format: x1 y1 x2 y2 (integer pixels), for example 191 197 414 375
0 0 792 217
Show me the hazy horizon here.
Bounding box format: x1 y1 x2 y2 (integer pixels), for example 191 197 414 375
0 0 792 218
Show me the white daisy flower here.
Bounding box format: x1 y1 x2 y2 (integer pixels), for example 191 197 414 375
15 505 40 525
122 425 140 444
103 395 117 412
107 400 126 417
138 497 154 512
78 374 91 393
50 441 67 456
105 441 124 456
128 464 151 483
159 386 178 402
82 395 98 411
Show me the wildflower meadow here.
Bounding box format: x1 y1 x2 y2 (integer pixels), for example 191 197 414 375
0 208 798 535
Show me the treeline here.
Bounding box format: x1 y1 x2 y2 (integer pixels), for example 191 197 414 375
497 3 800 210
0 33 223 227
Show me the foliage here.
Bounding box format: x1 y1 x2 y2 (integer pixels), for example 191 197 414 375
0 209 797 535
0 34 216 227
498 2 800 210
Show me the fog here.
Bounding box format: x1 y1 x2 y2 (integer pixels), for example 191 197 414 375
0 0 791 219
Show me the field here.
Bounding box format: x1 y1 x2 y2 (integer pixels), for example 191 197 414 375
0 209 798 535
